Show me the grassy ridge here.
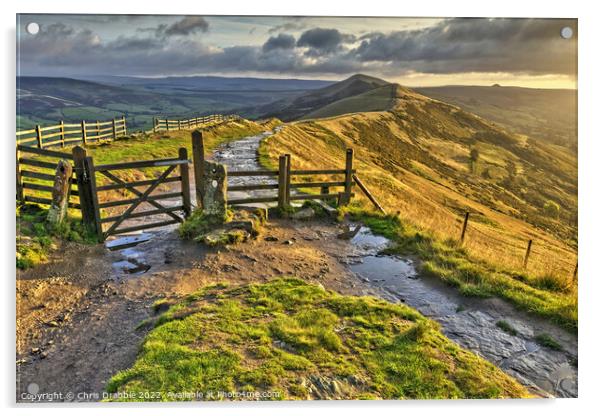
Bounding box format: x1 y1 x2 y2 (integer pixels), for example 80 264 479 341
106 279 529 401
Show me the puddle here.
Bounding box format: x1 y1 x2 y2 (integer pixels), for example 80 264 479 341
105 233 153 251
111 258 151 275
345 226 578 398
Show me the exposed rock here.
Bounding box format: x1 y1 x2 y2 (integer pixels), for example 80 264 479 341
337 224 362 240
292 207 315 220
201 161 227 217
264 236 279 242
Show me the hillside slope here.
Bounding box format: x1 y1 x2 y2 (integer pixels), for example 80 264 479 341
257 74 389 121
416 85 577 149
260 90 577 278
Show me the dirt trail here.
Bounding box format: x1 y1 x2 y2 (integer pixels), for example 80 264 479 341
16 129 577 401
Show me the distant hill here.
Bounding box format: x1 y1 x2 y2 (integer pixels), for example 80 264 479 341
75 74 333 93
16 75 333 131
301 83 417 120
255 74 390 121
255 76 577 151
416 85 577 149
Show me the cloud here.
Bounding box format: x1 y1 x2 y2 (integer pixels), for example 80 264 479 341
18 17 577 80
262 33 296 52
352 18 577 75
164 16 209 36
267 20 307 34
296 28 354 56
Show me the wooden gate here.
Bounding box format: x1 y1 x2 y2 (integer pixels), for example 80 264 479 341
77 147 192 241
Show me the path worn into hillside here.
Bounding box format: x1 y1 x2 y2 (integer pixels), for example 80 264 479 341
16 130 577 401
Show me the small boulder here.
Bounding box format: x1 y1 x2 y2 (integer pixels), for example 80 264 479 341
292 207 315 220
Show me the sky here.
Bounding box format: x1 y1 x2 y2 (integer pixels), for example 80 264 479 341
16 15 577 89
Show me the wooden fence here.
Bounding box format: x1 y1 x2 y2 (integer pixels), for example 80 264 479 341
16 145 80 209
153 114 240 133
16 117 127 149
191 131 356 210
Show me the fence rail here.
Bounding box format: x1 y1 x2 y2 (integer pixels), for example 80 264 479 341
153 114 240 133
16 117 127 149
16 145 80 209
191 131 356 210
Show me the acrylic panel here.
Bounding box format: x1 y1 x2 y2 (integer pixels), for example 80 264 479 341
16 14 578 402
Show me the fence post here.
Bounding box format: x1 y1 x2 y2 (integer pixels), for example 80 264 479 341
81 121 87 145
192 130 205 209
179 147 192 217
460 212 470 244
278 155 288 210
122 116 127 136
35 125 42 148
112 118 117 140
523 239 533 268
166 119 170 131
16 147 23 202
72 146 99 236
60 120 65 147
285 154 291 205
96 120 100 141
340 148 354 205
178 120 182 130
84 156 103 240
46 159 73 225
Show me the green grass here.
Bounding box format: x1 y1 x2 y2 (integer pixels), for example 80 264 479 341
106 278 528 401
16 203 97 269
339 206 577 333
534 334 563 351
496 321 518 336
86 119 264 171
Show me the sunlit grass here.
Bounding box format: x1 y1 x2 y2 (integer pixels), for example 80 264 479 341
106 279 529 401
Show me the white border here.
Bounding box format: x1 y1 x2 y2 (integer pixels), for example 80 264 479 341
2 1 599 415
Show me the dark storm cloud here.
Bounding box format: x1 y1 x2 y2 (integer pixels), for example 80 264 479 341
296 28 354 55
352 18 577 75
164 16 209 36
262 33 296 52
137 16 210 38
18 18 576 78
